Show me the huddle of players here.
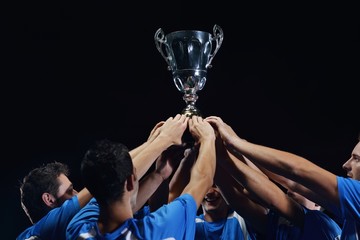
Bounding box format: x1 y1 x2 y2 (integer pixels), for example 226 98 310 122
18 114 360 239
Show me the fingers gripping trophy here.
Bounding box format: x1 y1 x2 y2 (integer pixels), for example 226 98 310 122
154 25 224 117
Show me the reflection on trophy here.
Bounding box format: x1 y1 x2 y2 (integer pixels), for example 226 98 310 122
154 25 224 116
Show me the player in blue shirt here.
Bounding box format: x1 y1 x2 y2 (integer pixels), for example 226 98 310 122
16 162 92 240
167 147 260 239
206 115 359 239
66 115 217 239
215 142 341 239
17 116 184 240
194 189 258 240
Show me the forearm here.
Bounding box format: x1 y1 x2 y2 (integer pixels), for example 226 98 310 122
227 136 340 211
132 136 173 179
129 141 149 159
227 138 312 181
183 139 216 207
215 167 268 235
193 139 216 184
148 180 169 212
168 157 192 202
221 154 285 209
135 171 164 212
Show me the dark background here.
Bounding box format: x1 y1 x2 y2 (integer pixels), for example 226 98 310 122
3 2 358 239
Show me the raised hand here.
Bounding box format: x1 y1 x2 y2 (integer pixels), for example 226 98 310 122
188 116 215 144
205 116 239 145
158 114 189 146
155 144 188 180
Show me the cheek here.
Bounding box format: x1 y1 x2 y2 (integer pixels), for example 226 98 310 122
352 164 360 179
354 162 360 171
354 169 360 178
58 193 75 204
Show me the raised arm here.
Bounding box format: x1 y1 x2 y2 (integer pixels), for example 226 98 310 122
217 141 305 227
181 116 216 208
129 121 164 159
168 147 197 202
132 114 188 179
253 162 327 209
214 164 269 235
206 116 339 211
144 145 188 212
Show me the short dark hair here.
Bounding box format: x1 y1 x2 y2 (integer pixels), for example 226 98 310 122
20 161 70 224
81 139 132 205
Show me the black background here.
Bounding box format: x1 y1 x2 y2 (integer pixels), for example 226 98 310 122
3 2 359 239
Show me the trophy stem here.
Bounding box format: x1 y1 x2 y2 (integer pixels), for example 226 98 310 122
182 93 201 117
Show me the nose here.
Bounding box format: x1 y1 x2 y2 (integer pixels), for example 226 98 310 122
342 158 352 172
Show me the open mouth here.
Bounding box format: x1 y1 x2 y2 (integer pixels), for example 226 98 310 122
204 196 219 202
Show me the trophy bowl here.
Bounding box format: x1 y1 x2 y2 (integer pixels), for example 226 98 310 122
154 25 224 116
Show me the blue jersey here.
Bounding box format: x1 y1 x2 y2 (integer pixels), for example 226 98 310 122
336 176 360 240
66 193 198 239
16 195 81 240
266 206 341 240
195 210 257 240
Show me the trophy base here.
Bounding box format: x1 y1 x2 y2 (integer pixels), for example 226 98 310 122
181 106 202 143
182 107 202 117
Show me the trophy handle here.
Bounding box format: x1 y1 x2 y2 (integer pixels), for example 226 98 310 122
206 24 224 68
154 28 172 71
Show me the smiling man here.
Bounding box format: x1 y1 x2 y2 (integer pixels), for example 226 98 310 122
195 185 254 239
168 146 258 240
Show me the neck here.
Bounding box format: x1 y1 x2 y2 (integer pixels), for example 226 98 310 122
203 208 229 222
98 200 133 234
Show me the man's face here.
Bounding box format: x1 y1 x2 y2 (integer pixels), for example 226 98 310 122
201 185 228 214
55 174 78 206
342 142 360 180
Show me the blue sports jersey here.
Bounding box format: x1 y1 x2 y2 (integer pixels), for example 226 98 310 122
16 195 82 240
66 193 198 239
336 176 360 240
195 210 257 240
266 206 341 240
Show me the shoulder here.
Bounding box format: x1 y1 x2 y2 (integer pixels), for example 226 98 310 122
66 221 99 240
337 176 360 193
177 193 196 204
66 198 100 237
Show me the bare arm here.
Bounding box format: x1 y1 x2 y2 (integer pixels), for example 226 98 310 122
216 137 305 227
129 121 164 159
132 114 188 179
215 164 269 235
182 116 216 208
168 147 197 202
144 145 188 211
206 116 339 211
254 163 327 209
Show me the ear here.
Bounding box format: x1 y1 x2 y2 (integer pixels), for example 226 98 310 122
42 192 57 208
126 174 135 192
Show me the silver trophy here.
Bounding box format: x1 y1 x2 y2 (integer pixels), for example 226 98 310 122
154 24 224 116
